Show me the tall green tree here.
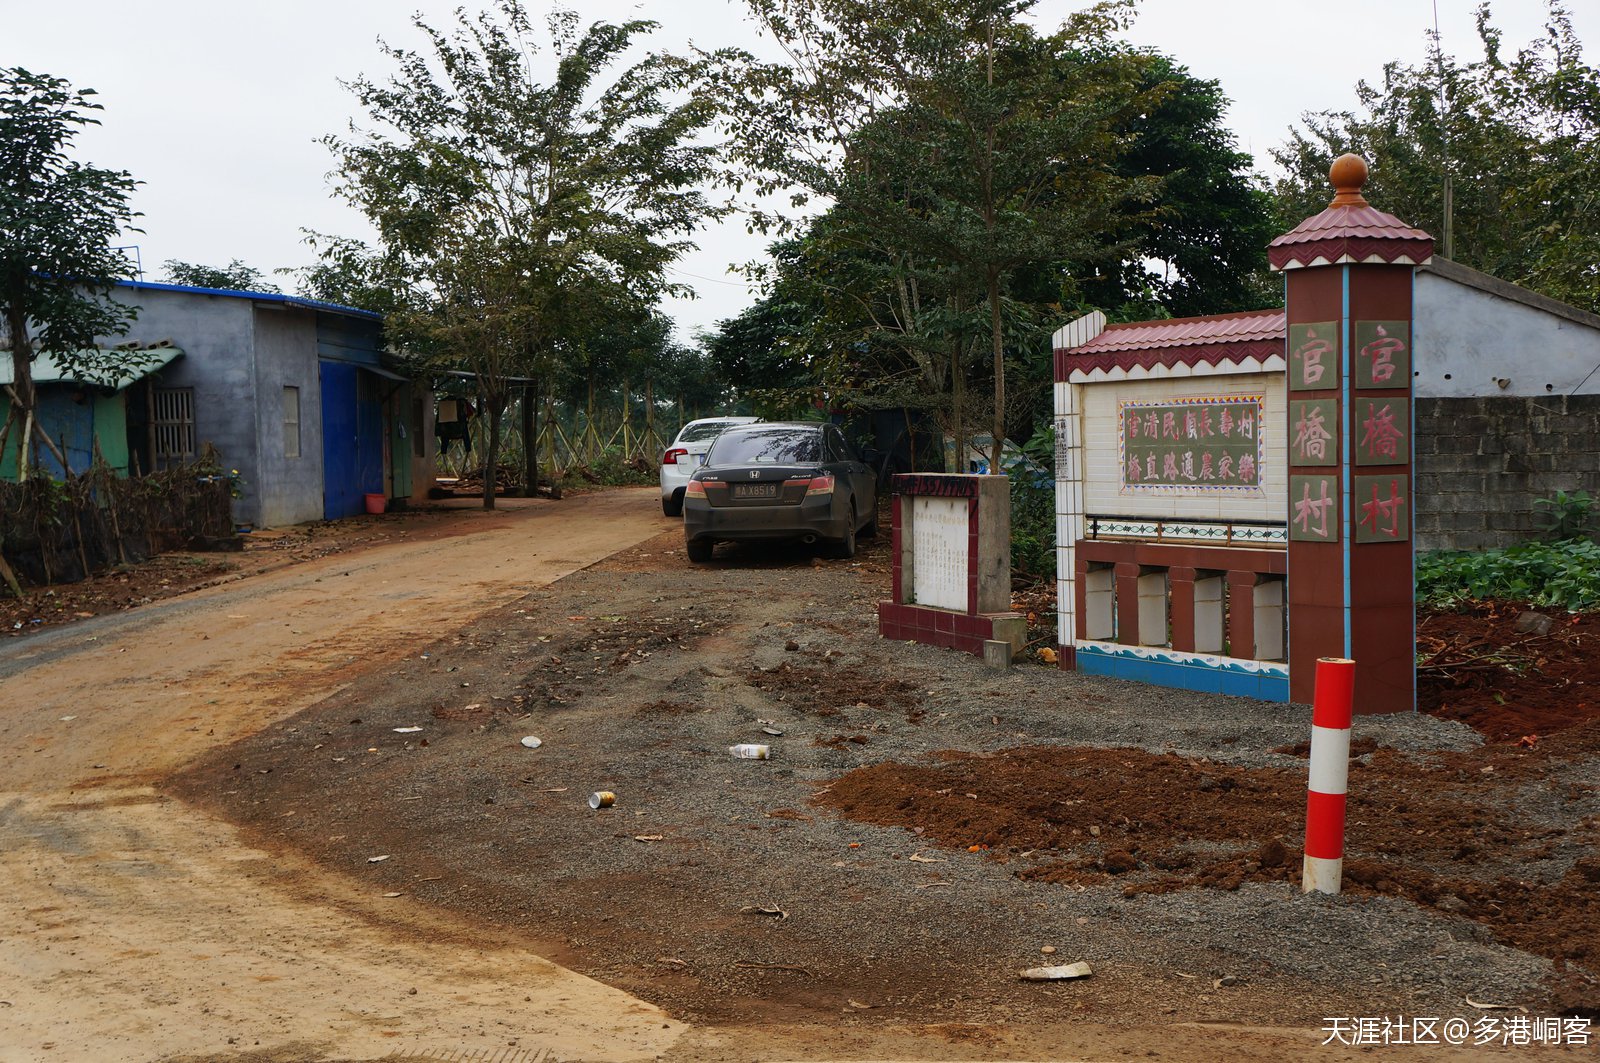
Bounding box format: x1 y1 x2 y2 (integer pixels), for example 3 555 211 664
161 258 280 293
1273 2 1599 313
0 68 141 477
728 0 1149 459
323 2 725 506
713 8 1274 452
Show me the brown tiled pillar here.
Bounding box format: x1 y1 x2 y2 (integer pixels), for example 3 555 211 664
1168 566 1197 652
1271 154 1429 712
1226 570 1258 660
1114 561 1141 646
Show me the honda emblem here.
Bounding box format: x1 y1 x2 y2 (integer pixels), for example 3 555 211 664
749 470 760 479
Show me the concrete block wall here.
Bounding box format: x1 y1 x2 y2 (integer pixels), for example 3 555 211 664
1415 394 1600 551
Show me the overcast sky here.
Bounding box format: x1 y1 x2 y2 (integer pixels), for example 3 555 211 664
8 1 1592 338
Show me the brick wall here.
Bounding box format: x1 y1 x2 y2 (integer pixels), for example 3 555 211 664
1415 395 1600 552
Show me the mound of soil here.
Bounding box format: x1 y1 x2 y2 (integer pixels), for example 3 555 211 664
1418 601 1599 742
816 738 1600 1012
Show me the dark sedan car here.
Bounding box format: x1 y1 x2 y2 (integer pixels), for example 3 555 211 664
682 422 878 562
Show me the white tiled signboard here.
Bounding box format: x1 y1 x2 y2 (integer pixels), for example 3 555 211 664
911 496 968 611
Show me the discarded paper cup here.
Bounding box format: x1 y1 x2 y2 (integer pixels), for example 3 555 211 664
588 791 615 809
729 744 771 760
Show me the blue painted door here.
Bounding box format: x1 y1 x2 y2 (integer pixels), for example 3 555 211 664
321 360 360 518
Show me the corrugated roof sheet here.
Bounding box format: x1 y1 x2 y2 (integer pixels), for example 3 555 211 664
0 346 183 390
1268 203 1434 270
1062 309 1285 354
1270 204 1432 247
117 280 381 321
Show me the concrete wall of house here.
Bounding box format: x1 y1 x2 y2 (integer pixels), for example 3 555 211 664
1415 393 1600 551
110 288 262 525
251 306 325 527
1412 271 1600 550
1415 271 1600 399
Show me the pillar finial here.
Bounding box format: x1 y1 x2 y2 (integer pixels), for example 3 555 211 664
1329 153 1370 207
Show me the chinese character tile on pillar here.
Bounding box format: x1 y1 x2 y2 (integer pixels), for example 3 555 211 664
1355 399 1409 465
1354 321 1410 389
1288 322 1340 391
1290 399 1339 466
1355 474 1410 543
1289 475 1339 542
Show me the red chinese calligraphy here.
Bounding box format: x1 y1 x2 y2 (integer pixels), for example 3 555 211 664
1184 410 1199 439
1127 454 1142 482
1360 403 1404 459
1294 479 1335 538
1219 454 1234 480
1296 327 1333 386
1359 478 1407 538
1127 411 1141 438
1360 325 1406 384
1293 405 1334 461
1238 454 1258 483
1162 411 1178 440
1162 452 1179 480
1200 452 1216 480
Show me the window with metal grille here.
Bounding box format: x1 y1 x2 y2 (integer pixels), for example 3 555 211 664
152 387 195 463
283 386 301 458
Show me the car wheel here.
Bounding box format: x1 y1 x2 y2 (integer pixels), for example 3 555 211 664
662 489 684 517
686 538 713 563
828 502 858 559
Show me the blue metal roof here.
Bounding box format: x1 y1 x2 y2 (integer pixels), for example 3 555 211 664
116 279 382 321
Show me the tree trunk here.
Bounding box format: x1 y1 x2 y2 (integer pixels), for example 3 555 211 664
988 269 1005 473
951 339 964 474
481 388 501 511
521 381 537 496
585 373 597 463
7 308 37 475
622 376 631 460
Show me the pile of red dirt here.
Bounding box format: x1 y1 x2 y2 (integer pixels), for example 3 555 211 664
816 739 1600 1013
1418 601 1600 742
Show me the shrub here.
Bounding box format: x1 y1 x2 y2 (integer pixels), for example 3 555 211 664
1009 474 1055 581
1417 538 1600 612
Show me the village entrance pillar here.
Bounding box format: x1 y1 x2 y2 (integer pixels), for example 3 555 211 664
1269 155 1433 712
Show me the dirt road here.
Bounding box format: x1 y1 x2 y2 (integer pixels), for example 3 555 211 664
0 489 684 1063
3 488 1591 1062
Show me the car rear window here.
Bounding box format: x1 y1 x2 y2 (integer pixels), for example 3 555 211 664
708 427 821 465
678 420 744 444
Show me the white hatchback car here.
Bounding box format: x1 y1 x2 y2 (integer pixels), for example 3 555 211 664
660 416 760 515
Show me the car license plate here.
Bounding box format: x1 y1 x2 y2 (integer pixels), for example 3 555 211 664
733 483 777 499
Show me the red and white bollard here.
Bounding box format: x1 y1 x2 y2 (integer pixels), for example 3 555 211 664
1303 657 1355 894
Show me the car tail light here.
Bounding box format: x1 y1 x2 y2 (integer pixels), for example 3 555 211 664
803 473 835 498
686 478 706 498
662 447 689 466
